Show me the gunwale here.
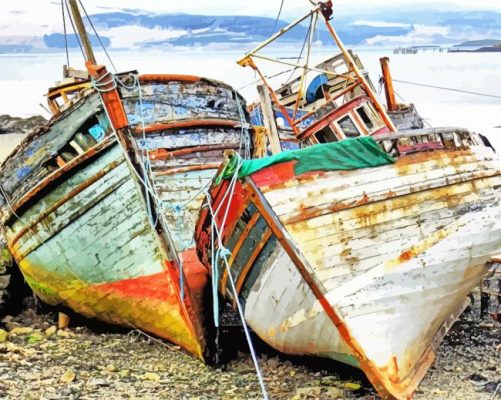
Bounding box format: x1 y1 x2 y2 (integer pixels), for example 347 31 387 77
195 143 501 399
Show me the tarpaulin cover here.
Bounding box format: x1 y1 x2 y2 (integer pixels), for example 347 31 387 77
217 137 394 184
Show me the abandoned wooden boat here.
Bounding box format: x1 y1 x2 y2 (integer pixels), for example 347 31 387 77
0 0 253 360
195 2 501 399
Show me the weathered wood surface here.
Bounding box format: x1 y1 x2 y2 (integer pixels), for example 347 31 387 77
196 143 501 400
388 104 424 131
121 79 244 127
125 78 252 254
3 142 204 357
0 94 103 206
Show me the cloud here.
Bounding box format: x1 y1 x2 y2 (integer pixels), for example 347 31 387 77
365 24 450 45
103 25 189 49
354 20 411 28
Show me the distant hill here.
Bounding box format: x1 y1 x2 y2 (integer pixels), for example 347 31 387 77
454 39 501 47
2 6 501 53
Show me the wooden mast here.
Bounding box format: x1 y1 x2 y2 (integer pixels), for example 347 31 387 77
67 0 128 129
320 11 397 132
380 57 399 112
67 0 97 65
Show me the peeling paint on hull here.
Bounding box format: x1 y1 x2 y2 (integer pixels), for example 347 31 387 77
0 75 252 361
196 145 501 399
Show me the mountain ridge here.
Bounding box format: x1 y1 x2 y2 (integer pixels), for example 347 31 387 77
1 7 501 53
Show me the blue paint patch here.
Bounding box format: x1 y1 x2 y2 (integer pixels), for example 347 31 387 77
174 107 189 116
128 102 155 124
89 124 105 142
16 166 32 180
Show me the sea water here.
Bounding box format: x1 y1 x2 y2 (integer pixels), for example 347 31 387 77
0 47 500 150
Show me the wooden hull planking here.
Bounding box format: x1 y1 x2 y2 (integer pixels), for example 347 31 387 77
0 75 252 360
4 142 204 356
196 146 501 399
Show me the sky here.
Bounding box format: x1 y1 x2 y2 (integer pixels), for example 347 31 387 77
3 0 501 37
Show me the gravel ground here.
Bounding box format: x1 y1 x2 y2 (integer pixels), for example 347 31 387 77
0 293 499 400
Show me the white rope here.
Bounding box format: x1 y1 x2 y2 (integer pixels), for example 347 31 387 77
204 159 269 400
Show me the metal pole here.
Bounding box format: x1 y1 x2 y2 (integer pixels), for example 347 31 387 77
237 7 319 66
67 0 97 65
251 54 355 82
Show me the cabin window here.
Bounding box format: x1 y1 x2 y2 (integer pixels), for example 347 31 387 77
337 116 360 137
356 107 374 130
315 127 338 143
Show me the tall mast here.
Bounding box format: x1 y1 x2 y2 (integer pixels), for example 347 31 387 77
67 0 97 65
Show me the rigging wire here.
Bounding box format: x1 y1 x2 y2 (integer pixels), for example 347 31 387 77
237 68 295 91
270 0 286 36
393 79 501 100
284 15 313 85
63 0 86 62
78 0 118 73
61 0 70 68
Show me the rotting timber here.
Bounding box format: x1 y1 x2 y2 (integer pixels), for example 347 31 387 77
195 2 501 399
0 0 254 361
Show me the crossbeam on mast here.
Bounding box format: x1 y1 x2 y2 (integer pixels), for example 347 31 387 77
237 0 398 138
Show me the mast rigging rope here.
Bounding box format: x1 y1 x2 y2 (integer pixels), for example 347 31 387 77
270 0 286 36
61 0 70 68
63 0 86 62
78 0 118 73
393 79 501 100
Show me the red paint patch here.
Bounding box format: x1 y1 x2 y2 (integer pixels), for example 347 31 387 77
399 250 413 263
92 268 178 303
180 248 209 296
211 180 247 238
251 161 296 188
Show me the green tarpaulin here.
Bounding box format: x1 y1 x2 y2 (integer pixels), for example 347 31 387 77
217 137 394 184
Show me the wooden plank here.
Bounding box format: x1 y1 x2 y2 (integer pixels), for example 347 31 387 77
0 94 102 204
277 169 500 224
220 211 261 295
257 84 282 155
283 177 500 235
235 228 272 294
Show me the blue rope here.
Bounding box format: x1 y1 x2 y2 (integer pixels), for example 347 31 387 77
212 246 232 327
204 170 269 400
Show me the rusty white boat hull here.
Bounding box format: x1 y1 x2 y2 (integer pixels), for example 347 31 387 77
196 142 501 399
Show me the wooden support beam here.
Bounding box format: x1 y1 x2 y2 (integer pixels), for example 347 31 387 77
237 7 319 65
380 57 398 112
257 85 282 155
153 163 221 176
322 17 397 133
